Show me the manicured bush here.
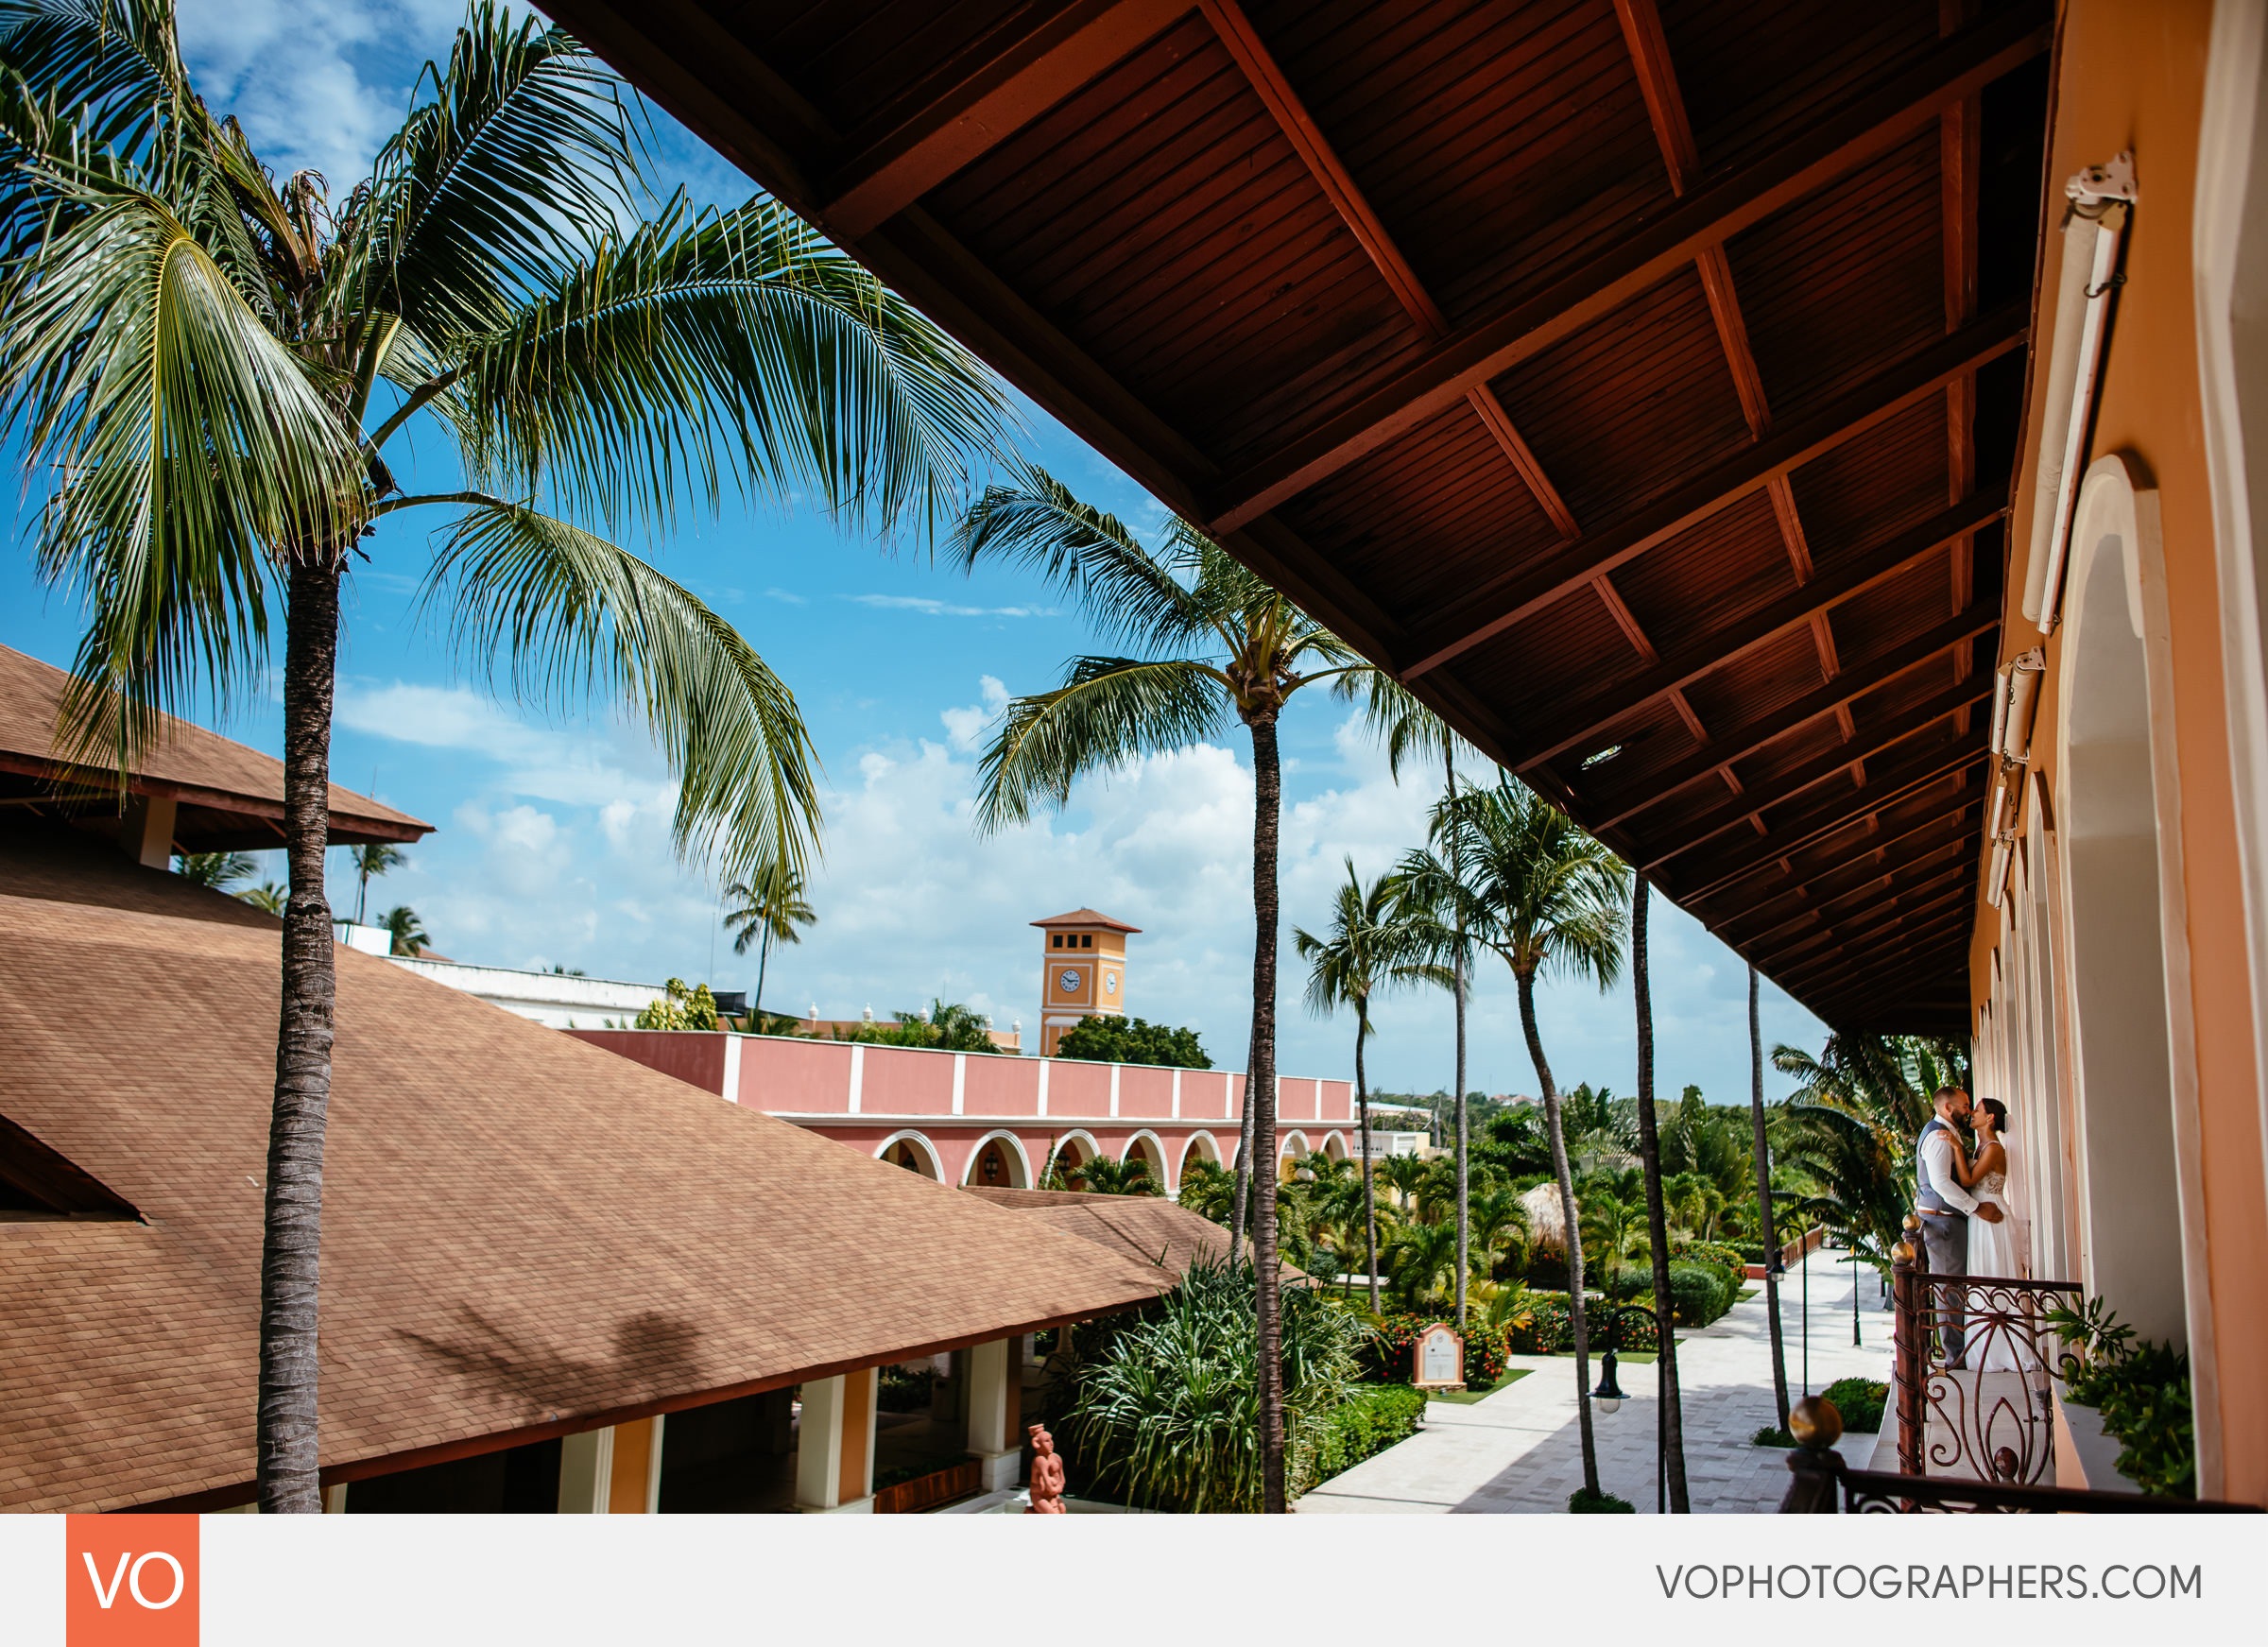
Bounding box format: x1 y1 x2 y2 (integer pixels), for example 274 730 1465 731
1822 1376 1888 1434
1672 1239 1747 1272
1666 1261 1727 1326
1501 1292 1655 1354
1570 1486 1635 1513
1309 1384 1427 1484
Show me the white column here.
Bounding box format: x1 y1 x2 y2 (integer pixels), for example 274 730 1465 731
794 1371 877 1513
558 1426 615 1513
121 794 177 868
322 1484 349 1515
964 1338 1021 1491
848 1044 865 1113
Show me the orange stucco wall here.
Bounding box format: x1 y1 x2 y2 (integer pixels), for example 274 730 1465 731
1981 0 2268 1502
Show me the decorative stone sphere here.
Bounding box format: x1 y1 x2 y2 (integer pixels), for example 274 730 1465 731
1789 1394 1844 1450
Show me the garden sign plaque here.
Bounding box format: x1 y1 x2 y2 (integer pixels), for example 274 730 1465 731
1413 1324 1463 1390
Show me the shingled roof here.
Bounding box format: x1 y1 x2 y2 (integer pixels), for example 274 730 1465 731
0 819 1167 1513
0 643 429 850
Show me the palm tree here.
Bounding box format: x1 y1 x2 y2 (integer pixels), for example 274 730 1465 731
1629 878 1690 1511
1467 1184 1532 1279
1376 1151 1429 1215
174 849 258 889
1068 1153 1156 1196
949 456 1396 1514
1177 1157 1234 1222
0 0 1001 1510
723 861 815 1021
1294 858 1452 1313
1381 1218 1462 1312
348 842 405 925
239 879 286 915
1771 1032 1963 1277
1442 777 1627 1499
378 904 429 957
1748 964 1792 1433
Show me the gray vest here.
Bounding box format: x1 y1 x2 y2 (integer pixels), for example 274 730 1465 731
1916 1114 1964 1218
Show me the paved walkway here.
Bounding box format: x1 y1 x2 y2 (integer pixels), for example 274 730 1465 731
1298 1246 1894 1514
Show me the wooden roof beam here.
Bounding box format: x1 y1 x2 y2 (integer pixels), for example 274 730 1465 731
1400 309 2022 678
1660 744 1990 900
1509 489 2002 772
1199 0 1578 539
1625 671 1990 865
1200 3 2051 534
1758 880 1977 978
1723 830 1980 950
1700 795 1984 937
1778 901 1979 998
1588 608 1997 832
820 0 1196 240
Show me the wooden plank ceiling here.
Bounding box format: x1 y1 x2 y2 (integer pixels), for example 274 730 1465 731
544 0 2053 1035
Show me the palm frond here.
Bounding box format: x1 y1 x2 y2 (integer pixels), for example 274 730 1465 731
948 453 1205 650
3 179 361 772
446 195 1003 538
369 1 638 337
421 500 820 881
0 0 189 163
972 656 1227 832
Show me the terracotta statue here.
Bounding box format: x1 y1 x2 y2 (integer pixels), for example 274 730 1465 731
1026 1423 1066 1513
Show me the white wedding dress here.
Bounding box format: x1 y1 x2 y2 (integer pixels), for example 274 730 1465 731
1966 1170 2038 1373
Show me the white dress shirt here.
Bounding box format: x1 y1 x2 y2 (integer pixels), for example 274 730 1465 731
1920 1124 1979 1214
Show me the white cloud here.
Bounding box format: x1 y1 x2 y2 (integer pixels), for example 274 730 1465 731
849 594 1057 619
938 677 1010 752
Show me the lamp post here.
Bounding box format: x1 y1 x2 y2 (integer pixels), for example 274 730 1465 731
1589 1301 1670 1513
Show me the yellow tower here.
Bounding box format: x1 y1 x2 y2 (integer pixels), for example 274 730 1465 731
1032 908 1141 1056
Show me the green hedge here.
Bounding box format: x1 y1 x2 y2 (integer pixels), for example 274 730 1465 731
1672 1240 1747 1272
1503 1292 1656 1354
1358 1314 1508 1386
1309 1384 1427 1485
1822 1376 1888 1434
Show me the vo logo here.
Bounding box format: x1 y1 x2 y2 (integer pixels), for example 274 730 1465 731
64 1515 197 1645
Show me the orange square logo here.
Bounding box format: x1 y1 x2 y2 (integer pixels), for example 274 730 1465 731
64 1515 198 1646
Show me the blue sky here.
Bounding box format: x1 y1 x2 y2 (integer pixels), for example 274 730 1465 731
0 0 1828 1100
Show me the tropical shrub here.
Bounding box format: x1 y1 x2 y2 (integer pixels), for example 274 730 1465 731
1822 1376 1887 1434
2047 1295 2196 1499
877 1364 937 1413
1666 1260 1741 1326
634 978 721 1031
1055 1258 1366 1512
1501 1291 1654 1353
1055 1015 1212 1069
1570 1486 1636 1512
1310 1384 1427 1483
1672 1239 1747 1273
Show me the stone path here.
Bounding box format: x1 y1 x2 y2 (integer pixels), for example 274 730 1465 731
1297 1245 1894 1514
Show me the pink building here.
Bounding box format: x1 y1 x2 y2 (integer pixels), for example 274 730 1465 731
569 1029 1355 1194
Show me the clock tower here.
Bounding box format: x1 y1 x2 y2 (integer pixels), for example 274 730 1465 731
1032 908 1141 1055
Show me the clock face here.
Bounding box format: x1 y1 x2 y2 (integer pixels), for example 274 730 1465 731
1105 971 1118 995
1058 969 1083 993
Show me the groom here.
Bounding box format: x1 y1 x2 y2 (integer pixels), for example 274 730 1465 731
1916 1086 2002 1368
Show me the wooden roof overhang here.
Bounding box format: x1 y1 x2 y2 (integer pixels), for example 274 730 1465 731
545 0 2055 1034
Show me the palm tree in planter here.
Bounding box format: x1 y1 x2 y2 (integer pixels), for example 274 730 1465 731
1442 777 1627 1501
1068 1153 1157 1197
949 455 1396 1514
723 862 816 1021
1294 858 1452 1313
0 0 1001 1511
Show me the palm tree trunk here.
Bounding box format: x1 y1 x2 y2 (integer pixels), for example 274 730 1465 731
754 921 773 1021
1749 963 1791 1431
1448 749 1469 1329
1356 1011 1379 1314
1519 966 1598 1498
1630 881 1690 1512
259 558 342 1514
1246 710 1286 1514
1229 1067 1255 1261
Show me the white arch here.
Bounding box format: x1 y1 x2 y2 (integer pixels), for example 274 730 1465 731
1123 1128 1170 1192
873 1129 942 1181
1279 1130 1312 1175
1041 1129 1099 1188
1177 1131 1222 1184
1320 1130 1349 1162
962 1128 1034 1190
2053 455 2212 1381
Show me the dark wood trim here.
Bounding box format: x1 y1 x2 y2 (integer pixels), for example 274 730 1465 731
1201 5 2051 533
1614 0 1701 194
1792 925 1980 1010
1589 609 1998 831
1400 311 2023 678
1510 489 2003 772
1708 803 1984 943
822 0 1195 240
1764 890 1978 984
1661 745 1990 900
1748 859 1979 969
1623 675 1991 863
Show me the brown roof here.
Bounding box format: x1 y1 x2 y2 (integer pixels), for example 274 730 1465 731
1029 907 1143 934
964 1187 1307 1281
0 818 1166 1513
0 643 430 849
542 1 2054 1034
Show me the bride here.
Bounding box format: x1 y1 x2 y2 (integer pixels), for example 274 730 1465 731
1956 1099 2037 1372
